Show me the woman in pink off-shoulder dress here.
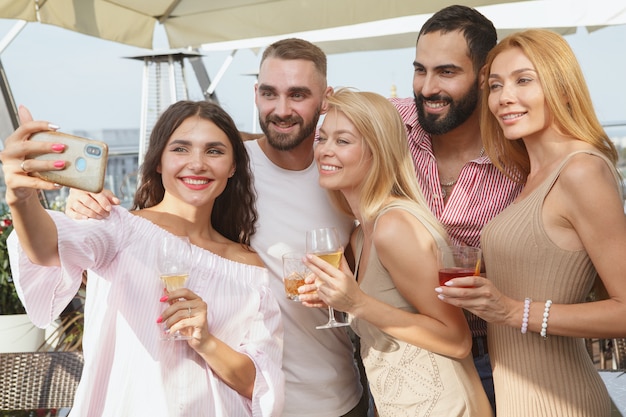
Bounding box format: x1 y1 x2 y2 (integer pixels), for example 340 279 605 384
1 100 284 417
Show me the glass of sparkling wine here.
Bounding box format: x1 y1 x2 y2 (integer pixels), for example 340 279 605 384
158 235 193 341
306 227 350 329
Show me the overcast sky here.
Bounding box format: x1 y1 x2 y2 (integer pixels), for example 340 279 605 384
0 19 625 138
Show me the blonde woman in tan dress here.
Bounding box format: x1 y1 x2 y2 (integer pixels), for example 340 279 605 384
302 88 492 416
437 29 626 417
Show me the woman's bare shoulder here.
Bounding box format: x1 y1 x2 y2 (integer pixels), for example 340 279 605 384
373 207 434 254
224 242 265 268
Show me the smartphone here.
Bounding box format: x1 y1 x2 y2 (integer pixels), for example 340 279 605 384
30 131 109 193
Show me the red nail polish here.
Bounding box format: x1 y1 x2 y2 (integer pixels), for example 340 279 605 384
160 295 169 302
156 316 163 324
53 160 65 168
51 143 65 151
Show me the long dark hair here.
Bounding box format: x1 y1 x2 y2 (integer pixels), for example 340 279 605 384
132 100 257 246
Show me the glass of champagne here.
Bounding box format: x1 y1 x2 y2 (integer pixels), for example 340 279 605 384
306 227 350 329
158 235 193 341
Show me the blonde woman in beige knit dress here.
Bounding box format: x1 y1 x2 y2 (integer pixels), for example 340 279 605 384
436 29 626 417
302 89 492 416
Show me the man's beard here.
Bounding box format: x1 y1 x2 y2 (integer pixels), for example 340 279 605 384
415 81 479 135
259 108 321 151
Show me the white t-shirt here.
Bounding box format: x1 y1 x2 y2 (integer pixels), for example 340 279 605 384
246 140 362 417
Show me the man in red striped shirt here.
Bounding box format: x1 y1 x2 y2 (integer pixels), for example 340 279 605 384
390 5 523 414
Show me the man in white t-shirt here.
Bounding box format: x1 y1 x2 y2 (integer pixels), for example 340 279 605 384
64 38 367 417
244 38 365 417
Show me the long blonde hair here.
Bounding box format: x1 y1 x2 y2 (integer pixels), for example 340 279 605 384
480 29 618 182
325 88 447 239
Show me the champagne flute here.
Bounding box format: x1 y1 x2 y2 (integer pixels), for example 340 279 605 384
158 235 193 341
306 227 350 329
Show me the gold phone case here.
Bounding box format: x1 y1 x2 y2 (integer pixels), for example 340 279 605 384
30 131 108 193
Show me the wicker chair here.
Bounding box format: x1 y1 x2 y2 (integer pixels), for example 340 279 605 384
0 351 84 411
610 338 626 370
586 338 626 370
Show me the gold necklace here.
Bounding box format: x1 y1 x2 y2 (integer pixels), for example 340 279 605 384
439 148 485 199
440 182 455 199
440 178 458 187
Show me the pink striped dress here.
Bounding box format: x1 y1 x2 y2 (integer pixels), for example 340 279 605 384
9 206 284 417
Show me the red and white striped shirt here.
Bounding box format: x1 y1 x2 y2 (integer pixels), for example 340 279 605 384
391 98 523 338
391 97 523 248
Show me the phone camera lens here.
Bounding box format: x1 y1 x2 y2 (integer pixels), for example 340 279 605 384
85 145 102 157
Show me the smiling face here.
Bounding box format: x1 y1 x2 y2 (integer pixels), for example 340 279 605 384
487 47 553 142
413 30 480 135
315 109 372 194
255 57 328 151
157 115 235 208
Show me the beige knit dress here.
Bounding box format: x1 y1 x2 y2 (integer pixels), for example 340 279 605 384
351 202 493 417
482 151 618 417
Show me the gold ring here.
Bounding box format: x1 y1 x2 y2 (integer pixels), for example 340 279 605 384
187 307 192 318
20 161 26 172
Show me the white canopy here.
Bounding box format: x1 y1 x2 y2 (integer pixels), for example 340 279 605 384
197 0 626 54
1 0 625 54
0 0 526 50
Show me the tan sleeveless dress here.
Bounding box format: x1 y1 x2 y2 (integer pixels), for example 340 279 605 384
482 151 618 416
351 201 493 417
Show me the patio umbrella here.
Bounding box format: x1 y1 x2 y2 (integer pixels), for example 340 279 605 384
192 0 626 54
0 0 526 50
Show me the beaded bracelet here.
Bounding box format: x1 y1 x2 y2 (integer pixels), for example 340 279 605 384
521 298 531 334
540 299 553 339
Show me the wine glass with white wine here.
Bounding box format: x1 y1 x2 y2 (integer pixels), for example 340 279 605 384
157 235 193 341
306 227 350 329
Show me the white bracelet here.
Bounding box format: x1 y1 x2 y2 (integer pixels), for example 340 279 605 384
540 299 552 339
521 298 531 334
